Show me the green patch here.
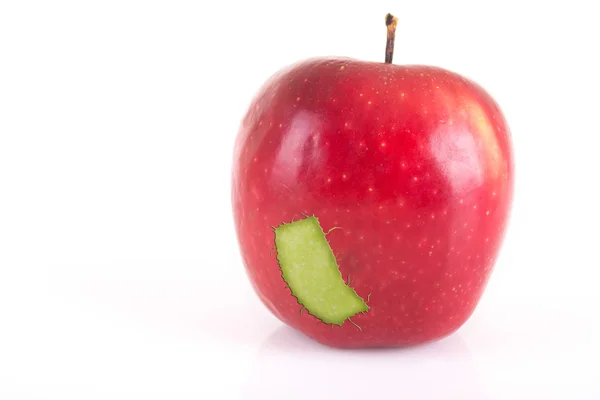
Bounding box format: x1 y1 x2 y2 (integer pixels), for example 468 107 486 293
274 215 369 326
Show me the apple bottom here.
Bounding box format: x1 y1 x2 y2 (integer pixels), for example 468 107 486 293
253 272 487 349
238 206 498 348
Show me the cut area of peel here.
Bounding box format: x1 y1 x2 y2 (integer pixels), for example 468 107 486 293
274 215 369 326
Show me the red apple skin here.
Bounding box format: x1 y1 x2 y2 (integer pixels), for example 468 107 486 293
232 58 514 348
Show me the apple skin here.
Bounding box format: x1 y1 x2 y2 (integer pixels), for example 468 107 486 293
232 58 514 348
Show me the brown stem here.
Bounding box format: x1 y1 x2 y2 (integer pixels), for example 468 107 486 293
385 13 398 64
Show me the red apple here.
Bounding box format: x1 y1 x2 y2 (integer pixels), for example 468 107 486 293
232 15 514 348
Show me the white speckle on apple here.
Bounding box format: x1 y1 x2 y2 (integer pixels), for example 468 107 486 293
473 205 477 209
368 187 373 192
486 210 490 215
459 199 464 204
380 141 386 147
296 97 301 101
401 92 405 97
339 65 345 70
367 101 372 105
430 213 436 219
413 176 419 182
327 177 331 183
359 93 363 97
485 237 489 242
342 173 348 180
492 191 497 196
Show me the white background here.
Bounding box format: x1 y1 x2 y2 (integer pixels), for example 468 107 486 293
1 0 599 398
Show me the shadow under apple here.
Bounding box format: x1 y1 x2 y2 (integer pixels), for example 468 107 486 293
242 324 490 400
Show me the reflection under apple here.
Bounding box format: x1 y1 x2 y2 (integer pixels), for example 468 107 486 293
241 326 491 399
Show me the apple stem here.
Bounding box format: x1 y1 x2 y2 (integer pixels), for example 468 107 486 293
385 13 399 64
